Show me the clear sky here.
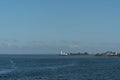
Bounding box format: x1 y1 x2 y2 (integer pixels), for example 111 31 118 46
0 0 120 54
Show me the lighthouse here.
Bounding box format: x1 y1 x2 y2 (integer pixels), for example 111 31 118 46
115 52 118 56
60 50 68 55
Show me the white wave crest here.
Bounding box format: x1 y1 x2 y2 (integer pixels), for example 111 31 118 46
0 60 17 74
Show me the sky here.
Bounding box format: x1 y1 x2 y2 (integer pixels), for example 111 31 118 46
0 0 120 54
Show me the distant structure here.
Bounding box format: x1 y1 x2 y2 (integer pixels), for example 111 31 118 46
96 51 119 56
59 51 89 56
60 50 68 56
115 52 118 55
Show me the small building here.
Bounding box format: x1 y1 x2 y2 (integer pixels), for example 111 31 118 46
104 51 118 56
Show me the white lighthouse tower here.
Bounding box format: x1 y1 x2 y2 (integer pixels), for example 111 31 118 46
115 51 118 56
61 50 63 55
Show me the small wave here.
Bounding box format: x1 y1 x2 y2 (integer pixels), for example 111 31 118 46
0 69 15 74
41 63 75 70
0 60 17 74
10 60 16 69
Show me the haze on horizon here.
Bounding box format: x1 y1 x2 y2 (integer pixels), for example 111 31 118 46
0 0 120 54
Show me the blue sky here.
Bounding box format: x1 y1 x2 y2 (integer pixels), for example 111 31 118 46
0 0 120 54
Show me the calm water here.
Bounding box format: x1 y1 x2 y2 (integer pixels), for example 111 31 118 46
0 55 120 80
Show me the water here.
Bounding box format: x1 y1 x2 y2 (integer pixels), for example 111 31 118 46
0 55 120 80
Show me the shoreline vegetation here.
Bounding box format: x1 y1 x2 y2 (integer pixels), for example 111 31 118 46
59 51 120 56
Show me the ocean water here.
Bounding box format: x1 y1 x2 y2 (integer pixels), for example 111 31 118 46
0 55 120 80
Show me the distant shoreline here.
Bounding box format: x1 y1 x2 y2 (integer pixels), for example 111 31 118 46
59 54 120 57
59 51 120 56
